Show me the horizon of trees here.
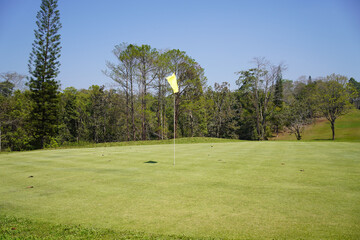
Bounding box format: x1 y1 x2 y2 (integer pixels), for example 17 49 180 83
1 50 359 151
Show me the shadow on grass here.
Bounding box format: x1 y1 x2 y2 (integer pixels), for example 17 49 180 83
144 160 158 164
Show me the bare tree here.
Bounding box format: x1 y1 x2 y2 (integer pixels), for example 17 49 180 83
104 43 138 141
0 72 27 91
134 45 157 140
211 82 231 138
153 51 171 139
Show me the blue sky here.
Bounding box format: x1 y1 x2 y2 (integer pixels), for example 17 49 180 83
0 0 359 90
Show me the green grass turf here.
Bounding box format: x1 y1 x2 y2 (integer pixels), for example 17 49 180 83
53 137 242 150
1 141 360 239
273 109 360 141
0 215 209 240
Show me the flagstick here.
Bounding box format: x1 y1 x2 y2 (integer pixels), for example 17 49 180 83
173 93 176 166
166 73 178 167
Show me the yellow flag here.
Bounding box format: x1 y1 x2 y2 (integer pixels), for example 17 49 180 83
166 73 179 93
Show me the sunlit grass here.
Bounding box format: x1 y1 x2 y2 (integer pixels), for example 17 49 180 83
1 141 360 239
274 109 360 141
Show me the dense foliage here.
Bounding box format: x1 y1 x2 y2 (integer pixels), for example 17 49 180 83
0 63 358 151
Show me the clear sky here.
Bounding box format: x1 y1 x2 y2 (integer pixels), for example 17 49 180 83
0 0 359 90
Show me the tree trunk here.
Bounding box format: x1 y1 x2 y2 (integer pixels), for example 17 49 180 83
255 108 261 140
190 111 194 137
331 121 335 140
254 78 262 140
258 105 265 140
162 100 166 139
175 94 179 138
130 76 135 141
142 81 147 140
157 81 161 140
125 80 130 141
296 127 301 140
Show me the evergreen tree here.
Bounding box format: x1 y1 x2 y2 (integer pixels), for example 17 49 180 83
308 75 312 84
271 66 284 136
28 0 62 149
0 81 14 97
273 66 283 108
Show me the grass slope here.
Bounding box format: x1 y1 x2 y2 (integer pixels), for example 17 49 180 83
1 141 360 239
273 109 360 141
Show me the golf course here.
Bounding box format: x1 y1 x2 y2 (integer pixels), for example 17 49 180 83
1 138 360 239
2 0 360 239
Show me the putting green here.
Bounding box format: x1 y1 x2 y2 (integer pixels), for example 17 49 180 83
1 141 360 239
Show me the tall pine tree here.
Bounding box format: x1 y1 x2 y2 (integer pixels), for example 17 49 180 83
272 66 284 137
273 66 283 108
28 0 62 149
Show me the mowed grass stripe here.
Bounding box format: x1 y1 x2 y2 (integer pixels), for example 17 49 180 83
1 141 359 239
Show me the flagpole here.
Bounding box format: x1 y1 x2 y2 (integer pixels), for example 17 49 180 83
173 92 176 166
166 72 178 167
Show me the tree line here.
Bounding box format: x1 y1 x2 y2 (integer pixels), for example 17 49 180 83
1 62 359 151
1 0 359 151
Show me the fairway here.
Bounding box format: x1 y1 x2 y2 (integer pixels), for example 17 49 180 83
1 141 360 239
